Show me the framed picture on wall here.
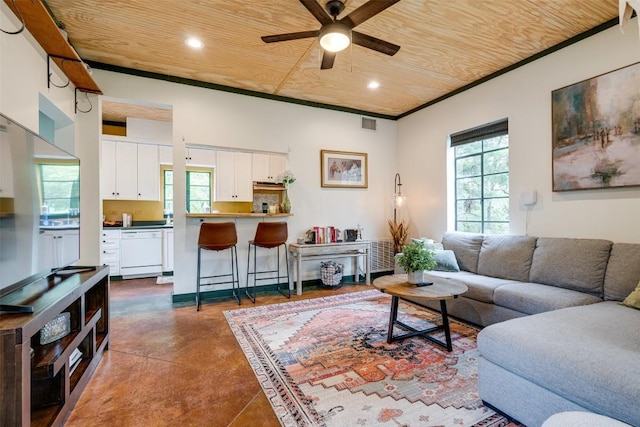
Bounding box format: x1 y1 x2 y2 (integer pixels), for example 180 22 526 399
551 61 640 191
320 150 368 188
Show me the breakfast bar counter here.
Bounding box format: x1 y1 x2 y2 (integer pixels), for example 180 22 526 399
186 213 292 218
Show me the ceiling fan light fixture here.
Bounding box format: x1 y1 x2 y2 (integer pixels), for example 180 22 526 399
319 22 350 52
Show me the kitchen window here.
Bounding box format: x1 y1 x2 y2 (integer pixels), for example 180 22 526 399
163 168 213 214
451 118 509 234
38 163 80 216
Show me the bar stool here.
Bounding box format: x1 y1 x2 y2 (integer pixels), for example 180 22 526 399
196 222 240 310
246 222 291 302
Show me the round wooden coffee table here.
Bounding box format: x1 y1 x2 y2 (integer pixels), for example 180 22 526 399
373 273 468 351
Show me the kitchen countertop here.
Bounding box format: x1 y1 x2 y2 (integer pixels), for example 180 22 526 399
185 213 293 218
103 224 173 230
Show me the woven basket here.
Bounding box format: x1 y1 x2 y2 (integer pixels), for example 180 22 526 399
320 261 343 287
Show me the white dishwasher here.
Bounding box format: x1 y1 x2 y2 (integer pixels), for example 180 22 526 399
120 229 163 277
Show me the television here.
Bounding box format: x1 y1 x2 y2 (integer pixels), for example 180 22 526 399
0 113 82 310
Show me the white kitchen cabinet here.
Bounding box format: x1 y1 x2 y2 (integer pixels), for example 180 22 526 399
186 147 216 167
102 140 137 200
163 228 174 272
159 144 172 164
101 139 160 201
215 151 252 201
137 143 160 200
100 229 121 276
38 229 80 271
252 153 287 182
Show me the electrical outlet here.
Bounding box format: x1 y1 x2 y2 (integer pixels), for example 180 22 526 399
109 210 117 215
134 210 142 215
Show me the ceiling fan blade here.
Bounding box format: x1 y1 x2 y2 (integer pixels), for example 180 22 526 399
339 0 401 29
261 30 319 43
299 0 333 25
352 31 400 56
320 51 336 70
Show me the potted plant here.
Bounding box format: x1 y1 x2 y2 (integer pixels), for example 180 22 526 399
395 240 436 284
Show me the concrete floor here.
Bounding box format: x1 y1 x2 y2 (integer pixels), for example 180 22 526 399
64 277 372 426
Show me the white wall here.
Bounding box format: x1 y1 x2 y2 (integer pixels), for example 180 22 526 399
91 70 398 294
0 4 75 128
397 22 640 243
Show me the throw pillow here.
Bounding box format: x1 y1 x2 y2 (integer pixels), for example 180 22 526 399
431 249 461 272
411 237 444 251
621 281 640 310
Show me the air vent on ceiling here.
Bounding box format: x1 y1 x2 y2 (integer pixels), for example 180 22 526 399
361 117 377 131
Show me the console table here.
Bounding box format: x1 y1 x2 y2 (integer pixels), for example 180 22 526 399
0 266 109 426
288 241 371 295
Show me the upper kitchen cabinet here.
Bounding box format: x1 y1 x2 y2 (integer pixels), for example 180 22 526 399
186 147 216 167
159 145 172 164
101 139 159 201
252 153 287 183
137 144 160 200
159 146 216 167
216 151 252 202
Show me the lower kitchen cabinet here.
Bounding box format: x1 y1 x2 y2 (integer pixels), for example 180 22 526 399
101 228 171 278
100 229 121 276
38 229 80 271
163 228 174 272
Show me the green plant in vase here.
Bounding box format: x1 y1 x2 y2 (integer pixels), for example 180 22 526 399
276 170 295 213
395 240 436 284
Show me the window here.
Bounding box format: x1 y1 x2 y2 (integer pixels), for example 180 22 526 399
163 169 174 213
38 164 80 215
163 168 212 214
451 119 509 234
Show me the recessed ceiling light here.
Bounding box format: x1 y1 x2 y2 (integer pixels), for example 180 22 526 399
185 38 204 49
367 81 380 89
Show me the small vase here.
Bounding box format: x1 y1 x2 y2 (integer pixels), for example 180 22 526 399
282 188 291 213
407 270 423 284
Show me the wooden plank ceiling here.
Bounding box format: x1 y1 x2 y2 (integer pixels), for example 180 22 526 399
43 0 619 118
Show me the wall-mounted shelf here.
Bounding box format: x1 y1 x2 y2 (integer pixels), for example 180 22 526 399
4 0 102 94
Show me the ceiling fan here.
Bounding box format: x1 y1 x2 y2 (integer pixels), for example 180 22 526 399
261 0 401 70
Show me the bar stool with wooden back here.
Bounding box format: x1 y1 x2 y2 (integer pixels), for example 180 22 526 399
196 222 240 310
246 221 291 302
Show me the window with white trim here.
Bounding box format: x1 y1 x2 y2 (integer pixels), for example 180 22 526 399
163 168 213 214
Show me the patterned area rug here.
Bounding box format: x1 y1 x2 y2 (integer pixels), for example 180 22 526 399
225 290 515 427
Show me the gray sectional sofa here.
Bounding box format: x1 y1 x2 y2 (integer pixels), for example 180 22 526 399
402 232 640 427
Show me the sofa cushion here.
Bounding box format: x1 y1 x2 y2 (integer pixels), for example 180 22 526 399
604 243 640 301
441 232 484 273
431 249 460 272
411 237 444 251
493 282 602 315
529 237 612 297
425 271 518 304
477 235 537 282
478 302 640 427
621 281 640 310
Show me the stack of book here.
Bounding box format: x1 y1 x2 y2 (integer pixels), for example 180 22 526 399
312 226 340 244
